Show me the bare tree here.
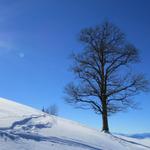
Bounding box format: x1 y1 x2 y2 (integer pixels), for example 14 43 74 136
42 104 58 116
64 21 149 133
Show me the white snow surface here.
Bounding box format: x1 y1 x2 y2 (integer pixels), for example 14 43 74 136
0 97 149 150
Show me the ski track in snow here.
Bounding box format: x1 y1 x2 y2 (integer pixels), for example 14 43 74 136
0 115 41 130
0 115 149 150
0 98 150 150
0 115 101 150
111 135 150 149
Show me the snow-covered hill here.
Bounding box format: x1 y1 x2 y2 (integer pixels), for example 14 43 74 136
0 97 149 150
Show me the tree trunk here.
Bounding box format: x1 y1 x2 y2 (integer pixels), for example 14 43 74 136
102 101 109 133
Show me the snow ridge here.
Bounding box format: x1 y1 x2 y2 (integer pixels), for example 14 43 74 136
0 97 149 150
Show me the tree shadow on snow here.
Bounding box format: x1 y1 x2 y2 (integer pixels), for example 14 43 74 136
112 135 150 149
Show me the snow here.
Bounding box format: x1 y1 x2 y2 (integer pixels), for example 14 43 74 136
0 97 149 150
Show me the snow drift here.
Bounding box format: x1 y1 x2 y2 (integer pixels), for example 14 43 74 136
0 97 149 150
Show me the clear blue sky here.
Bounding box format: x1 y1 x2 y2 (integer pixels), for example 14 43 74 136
0 0 150 134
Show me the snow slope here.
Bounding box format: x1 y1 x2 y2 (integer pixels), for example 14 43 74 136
0 97 149 150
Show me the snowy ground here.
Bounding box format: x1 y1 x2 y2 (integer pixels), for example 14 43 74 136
0 97 149 150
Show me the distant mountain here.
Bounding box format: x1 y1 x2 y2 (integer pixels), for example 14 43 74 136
129 133 150 139
116 133 150 139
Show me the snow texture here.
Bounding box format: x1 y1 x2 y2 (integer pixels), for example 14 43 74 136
0 97 149 150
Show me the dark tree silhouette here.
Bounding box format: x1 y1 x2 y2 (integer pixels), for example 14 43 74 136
42 104 58 116
64 21 149 133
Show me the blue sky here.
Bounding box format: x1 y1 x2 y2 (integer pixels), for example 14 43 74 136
0 0 150 134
